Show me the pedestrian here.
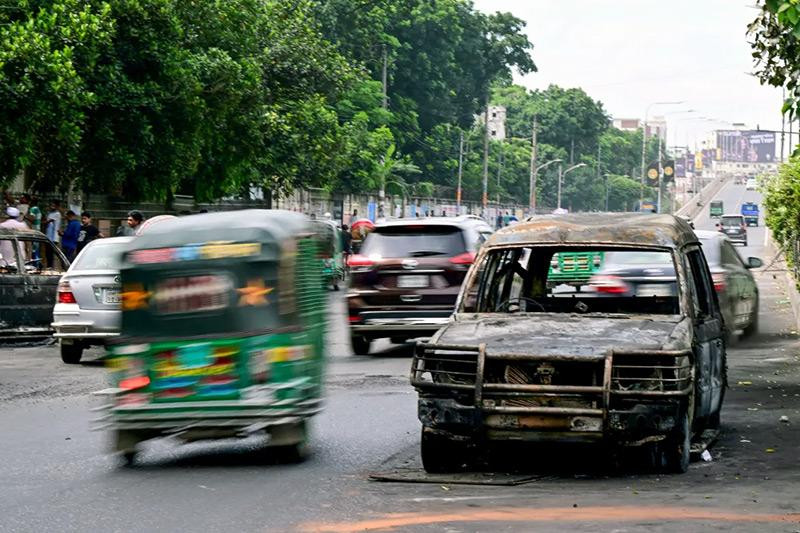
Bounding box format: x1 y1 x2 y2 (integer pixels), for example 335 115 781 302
76 211 101 255
495 212 503 230
25 196 43 260
60 210 81 260
17 194 30 225
44 200 62 266
350 209 358 225
0 207 28 267
341 224 352 260
117 210 144 236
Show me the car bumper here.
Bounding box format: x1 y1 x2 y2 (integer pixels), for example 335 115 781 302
349 312 451 334
52 304 120 339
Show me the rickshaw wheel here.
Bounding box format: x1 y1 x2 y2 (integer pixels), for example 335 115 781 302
420 427 467 473
351 335 371 355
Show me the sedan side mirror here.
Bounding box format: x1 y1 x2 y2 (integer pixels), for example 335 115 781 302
746 257 763 269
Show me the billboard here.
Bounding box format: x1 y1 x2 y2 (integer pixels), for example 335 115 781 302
716 130 776 162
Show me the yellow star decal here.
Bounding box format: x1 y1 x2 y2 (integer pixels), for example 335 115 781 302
121 284 151 311
237 279 273 306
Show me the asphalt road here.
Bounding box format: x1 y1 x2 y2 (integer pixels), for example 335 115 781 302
2 184 800 532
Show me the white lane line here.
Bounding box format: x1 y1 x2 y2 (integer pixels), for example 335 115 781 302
764 224 770 247
409 495 524 503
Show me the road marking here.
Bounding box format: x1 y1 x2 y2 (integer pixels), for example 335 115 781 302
298 506 800 532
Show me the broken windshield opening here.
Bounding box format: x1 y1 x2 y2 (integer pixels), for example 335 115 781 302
462 246 680 316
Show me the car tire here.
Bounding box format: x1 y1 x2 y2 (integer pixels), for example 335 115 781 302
351 335 371 355
742 301 759 338
60 342 83 364
420 428 467 473
661 410 691 474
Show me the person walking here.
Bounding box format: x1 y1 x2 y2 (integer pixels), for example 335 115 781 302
60 210 81 261
75 212 101 256
44 200 62 266
0 207 28 267
116 210 144 236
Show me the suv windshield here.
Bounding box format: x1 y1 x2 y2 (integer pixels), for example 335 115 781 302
360 225 466 258
74 241 128 270
721 216 743 227
463 246 679 316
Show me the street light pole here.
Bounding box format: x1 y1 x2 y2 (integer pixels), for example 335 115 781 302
558 163 587 210
641 101 684 200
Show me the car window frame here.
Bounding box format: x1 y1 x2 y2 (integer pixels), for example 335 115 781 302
0 235 22 274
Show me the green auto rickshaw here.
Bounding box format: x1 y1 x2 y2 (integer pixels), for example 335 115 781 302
96 210 326 464
709 201 723 218
547 251 605 290
316 219 345 290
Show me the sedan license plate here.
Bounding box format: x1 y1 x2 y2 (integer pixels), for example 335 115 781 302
397 275 429 288
636 284 672 297
103 289 121 304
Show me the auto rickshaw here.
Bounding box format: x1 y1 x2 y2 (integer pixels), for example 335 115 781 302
316 220 345 290
96 210 326 464
709 201 723 218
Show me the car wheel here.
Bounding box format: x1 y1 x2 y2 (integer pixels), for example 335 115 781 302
60 342 84 364
742 301 759 338
660 410 691 474
420 427 468 473
350 335 371 355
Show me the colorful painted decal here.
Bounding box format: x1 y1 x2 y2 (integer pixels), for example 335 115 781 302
237 279 274 307
128 242 262 264
121 283 151 311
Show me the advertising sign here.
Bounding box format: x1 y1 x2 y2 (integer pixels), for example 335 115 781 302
716 130 776 162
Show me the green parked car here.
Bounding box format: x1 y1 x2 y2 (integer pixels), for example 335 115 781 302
96 210 326 465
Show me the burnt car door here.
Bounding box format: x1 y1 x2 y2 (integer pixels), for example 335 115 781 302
683 246 725 423
18 236 69 329
0 235 27 334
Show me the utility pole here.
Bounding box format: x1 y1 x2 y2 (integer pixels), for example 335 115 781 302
496 147 504 205
379 45 389 207
557 164 563 210
656 131 663 213
597 142 602 209
456 131 464 210
781 87 786 162
482 100 489 214
529 116 538 212
570 138 575 165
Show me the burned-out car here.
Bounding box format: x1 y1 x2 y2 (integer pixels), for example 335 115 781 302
0 227 69 339
411 214 726 474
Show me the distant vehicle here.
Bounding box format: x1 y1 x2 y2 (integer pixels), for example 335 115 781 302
0 227 69 340
745 178 757 191
695 230 761 338
740 202 759 226
638 201 657 213
52 237 133 363
709 201 723 218
716 214 747 246
412 213 726 474
347 216 492 355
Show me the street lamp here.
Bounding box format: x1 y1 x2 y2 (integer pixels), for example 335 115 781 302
558 163 587 210
531 159 562 213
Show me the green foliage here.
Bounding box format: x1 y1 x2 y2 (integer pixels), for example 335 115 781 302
763 158 800 264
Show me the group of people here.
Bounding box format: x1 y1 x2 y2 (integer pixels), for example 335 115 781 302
2 191 147 263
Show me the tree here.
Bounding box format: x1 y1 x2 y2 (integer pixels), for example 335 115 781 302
0 0 368 201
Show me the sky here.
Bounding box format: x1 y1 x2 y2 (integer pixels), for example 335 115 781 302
474 0 784 151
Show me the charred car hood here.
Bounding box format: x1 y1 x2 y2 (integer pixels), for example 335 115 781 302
434 314 692 357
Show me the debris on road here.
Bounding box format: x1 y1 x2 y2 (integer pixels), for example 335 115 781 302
701 450 713 462
779 415 790 424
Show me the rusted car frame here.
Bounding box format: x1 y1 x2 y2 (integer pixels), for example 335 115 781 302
411 214 725 474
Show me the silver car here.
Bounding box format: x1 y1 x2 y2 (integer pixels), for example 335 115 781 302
52 237 133 363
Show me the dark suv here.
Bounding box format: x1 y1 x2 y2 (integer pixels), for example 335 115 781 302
347 216 493 355
716 214 747 246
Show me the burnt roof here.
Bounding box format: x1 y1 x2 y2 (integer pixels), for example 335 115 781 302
0 226 48 239
487 213 698 249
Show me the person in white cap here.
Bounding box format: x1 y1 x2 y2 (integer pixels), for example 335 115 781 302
0 206 28 267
